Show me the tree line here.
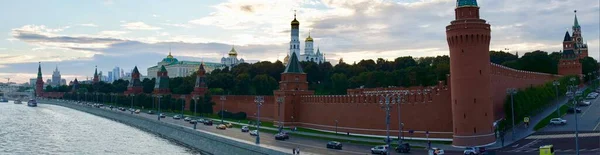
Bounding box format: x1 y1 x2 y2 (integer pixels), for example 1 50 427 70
45 50 598 96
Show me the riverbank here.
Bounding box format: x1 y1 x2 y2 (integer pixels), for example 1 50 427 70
40 100 286 155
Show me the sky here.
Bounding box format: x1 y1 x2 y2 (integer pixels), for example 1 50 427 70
0 0 598 84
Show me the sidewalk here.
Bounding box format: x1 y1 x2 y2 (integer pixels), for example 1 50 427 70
487 86 588 149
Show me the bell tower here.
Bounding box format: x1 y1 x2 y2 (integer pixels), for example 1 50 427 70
446 0 496 147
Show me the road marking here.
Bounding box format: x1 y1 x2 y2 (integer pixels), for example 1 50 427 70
594 119 600 131
580 96 599 117
526 132 600 139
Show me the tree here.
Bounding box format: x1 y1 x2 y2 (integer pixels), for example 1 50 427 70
234 73 252 95
331 73 348 95
142 78 156 93
490 50 518 64
581 57 599 82
251 74 278 95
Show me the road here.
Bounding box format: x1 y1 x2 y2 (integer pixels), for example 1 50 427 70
543 94 600 132
496 131 600 155
70 101 465 155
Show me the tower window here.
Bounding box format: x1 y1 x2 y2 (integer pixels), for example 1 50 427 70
474 98 476 103
464 113 466 119
454 100 457 105
479 70 482 75
474 127 477 133
485 113 487 116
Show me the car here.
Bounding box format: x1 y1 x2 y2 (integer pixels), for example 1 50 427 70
463 147 480 155
275 132 289 140
395 143 410 153
109 105 114 109
549 118 567 125
567 107 582 113
190 119 197 124
134 109 140 114
371 145 389 154
204 120 213 126
249 130 258 136
241 126 249 132
147 110 155 114
216 124 227 130
326 141 343 150
173 115 182 120
579 100 591 106
184 117 192 121
159 113 166 118
431 148 445 155
119 107 126 111
224 122 233 128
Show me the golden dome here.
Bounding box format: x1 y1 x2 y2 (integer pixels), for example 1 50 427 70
291 18 299 25
228 46 238 56
305 32 313 42
167 51 174 58
283 54 290 65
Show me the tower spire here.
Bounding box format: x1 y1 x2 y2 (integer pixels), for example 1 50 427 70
573 10 580 27
37 62 42 79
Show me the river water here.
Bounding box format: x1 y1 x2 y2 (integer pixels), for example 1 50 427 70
0 101 201 155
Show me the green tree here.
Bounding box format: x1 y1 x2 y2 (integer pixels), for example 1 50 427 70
251 74 278 95
331 73 348 95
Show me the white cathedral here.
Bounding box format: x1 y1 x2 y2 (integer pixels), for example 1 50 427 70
284 13 325 65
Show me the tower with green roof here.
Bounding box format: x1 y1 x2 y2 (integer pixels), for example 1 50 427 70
35 62 45 97
93 66 99 84
125 66 144 95
153 65 171 94
273 52 313 128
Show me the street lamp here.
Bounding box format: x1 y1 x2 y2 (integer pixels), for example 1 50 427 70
180 95 186 118
395 92 407 145
567 77 580 155
157 95 163 121
506 88 517 140
335 120 338 134
129 94 135 114
193 95 200 117
379 93 396 155
220 96 226 123
95 92 99 103
553 81 560 117
276 96 285 130
254 96 264 145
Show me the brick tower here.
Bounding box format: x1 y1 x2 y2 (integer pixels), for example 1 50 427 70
35 62 44 97
153 65 170 94
191 63 208 96
446 0 496 147
93 66 99 84
274 52 313 126
71 78 79 92
124 66 143 95
558 31 582 75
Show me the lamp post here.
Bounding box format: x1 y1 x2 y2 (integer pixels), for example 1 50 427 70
395 92 406 145
129 94 135 114
379 93 395 155
180 95 186 118
276 96 285 130
95 92 99 103
157 95 163 121
553 81 560 117
335 120 338 134
506 88 517 140
220 96 226 124
568 77 580 155
193 95 199 117
254 96 264 145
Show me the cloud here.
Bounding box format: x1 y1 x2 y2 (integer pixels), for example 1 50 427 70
161 23 192 28
98 30 130 37
152 14 160 17
121 22 162 30
79 23 98 27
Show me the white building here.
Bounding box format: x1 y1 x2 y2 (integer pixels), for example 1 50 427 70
51 66 61 87
220 46 245 67
284 13 325 65
147 52 224 79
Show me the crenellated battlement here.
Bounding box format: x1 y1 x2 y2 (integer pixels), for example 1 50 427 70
490 63 561 80
302 83 451 105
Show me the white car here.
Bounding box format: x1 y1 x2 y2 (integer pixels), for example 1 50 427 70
184 117 192 121
549 118 567 125
431 148 445 155
249 130 258 136
173 115 182 119
579 100 591 106
463 147 480 155
370 145 388 154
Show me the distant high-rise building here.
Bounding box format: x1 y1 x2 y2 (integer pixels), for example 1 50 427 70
29 78 36 87
51 65 61 87
61 79 66 85
108 71 113 82
112 67 121 82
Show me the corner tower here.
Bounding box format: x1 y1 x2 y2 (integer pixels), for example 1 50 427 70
125 66 143 95
446 0 495 147
273 52 313 127
153 65 170 94
191 63 208 96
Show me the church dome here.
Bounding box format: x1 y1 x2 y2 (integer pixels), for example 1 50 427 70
162 52 179 63
283 54 290 65
305 34 313 42
228 46 238 56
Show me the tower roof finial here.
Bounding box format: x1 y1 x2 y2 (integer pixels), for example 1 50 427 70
573 10 580 28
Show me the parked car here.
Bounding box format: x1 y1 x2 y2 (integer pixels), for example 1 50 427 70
216 124 227 130
241 126 249 132
371 145 388 154
275 132 289 140
159 113 166 118
579 100 591 106
395 143 410 153
173 115 182 120
147 110 155 114
431 148 445 155
463 147 484 155
249 130 258 136
190 119 197 124
224 122 233 128
184 117 192 121
134 109 140 114
567 107 582 113
204 120 213 126
326 141 343 150
549 118 567 125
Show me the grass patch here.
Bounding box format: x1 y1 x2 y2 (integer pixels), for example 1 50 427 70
533 104 570 131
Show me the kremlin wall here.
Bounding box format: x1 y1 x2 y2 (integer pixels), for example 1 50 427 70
36 0 589 147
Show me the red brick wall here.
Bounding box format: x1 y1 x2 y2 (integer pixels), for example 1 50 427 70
211 95 276 122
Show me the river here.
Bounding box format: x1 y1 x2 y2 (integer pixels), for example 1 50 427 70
0 101 201 155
